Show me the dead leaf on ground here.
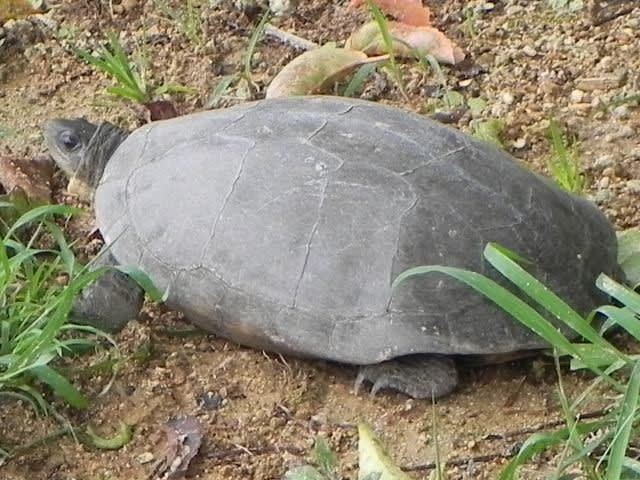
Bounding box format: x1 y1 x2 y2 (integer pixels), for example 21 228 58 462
266 43 387 98
0 0 43 22
150 415 203 480
350 0 432 26
346 20 465 65
0 155 54 204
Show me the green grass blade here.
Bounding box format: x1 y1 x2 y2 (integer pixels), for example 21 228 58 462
499 422 605 480
206 74 238 108
393 263 621 389
5 205 82 239
596 274 640 315
113 265 164 302
343 63 377 97
105 86 146 102
596 306 640 341
44 220 76 275
606 361 640 480
243 11 270 86
484 243 628 362
31 365 89 409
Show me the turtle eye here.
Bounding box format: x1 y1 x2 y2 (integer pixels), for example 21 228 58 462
59 130 80 151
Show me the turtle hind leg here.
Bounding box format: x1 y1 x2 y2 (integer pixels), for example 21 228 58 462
354 355 459 400
71 251 145 333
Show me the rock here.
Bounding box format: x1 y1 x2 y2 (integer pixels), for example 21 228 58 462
626 180 640 194
137 452 154 464
122 0 138 11
598 177 610 189
569 89 584 103
269 0 298 15
593 155 615 169
522 45 537 57
575 72 627 91
501 91 515 105
612 105 630 119
540 80 560 95
513 137 526 149
592 189 611 204
602 167 615 178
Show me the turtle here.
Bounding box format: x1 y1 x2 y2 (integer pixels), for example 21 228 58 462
44 96 624 399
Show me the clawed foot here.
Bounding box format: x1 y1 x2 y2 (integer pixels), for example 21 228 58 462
354 356 459 400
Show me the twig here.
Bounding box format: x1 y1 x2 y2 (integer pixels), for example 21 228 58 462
481 408 611 441
591 0 639 26
404 451 515 472
264 24 318 51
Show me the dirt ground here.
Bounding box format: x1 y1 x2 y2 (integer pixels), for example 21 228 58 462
0 0 639 479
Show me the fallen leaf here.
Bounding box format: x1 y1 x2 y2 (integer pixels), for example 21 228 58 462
151 415 203 480
346 21 465 65
266 43 387 98
0 0 43 22
350 0 432 26
358 423 414 480
0 154 53 204
144 100 179 121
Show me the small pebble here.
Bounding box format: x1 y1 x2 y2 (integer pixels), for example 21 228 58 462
137 452 154 464
598 177 610 189
501 91 515 105
626 180 640 194
513 137 526 149
522 45 537 57
593 155 615 169
613 105 630 119
569 89 584 103
602 167 615 178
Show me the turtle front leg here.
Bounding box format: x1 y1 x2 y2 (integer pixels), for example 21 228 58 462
70 252 145 333
354 356 459 400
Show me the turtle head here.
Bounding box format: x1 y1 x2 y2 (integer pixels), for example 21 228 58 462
44 118 128 201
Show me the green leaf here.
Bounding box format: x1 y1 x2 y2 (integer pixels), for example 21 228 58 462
343 63 378 98
114 265 165 302
31 365 89 409
358 423 414 480
596 274 640 315
84 421 133 450
606 361 640 480
484 243 627 363
472 118 505 149
499 422 604 480
313 436 339 478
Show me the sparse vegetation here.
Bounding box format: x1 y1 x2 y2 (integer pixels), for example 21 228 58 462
0 203 116 418
367 0 409 100
394 242 640 479
546 119 587 194
75 32 195 106
154 0 206 46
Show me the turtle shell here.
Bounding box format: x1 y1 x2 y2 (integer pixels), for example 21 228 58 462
96 96 622 364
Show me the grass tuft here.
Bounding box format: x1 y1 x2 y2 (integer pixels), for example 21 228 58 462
394 241 640 479
0 203 116 420
75 33 195 105
546 119 587 194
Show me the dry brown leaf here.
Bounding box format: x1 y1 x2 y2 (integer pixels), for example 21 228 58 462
350 0 432 26
346 20 466 65
266 43 387 98
151 415 203 480
0 0 42 22
0 155 53 204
